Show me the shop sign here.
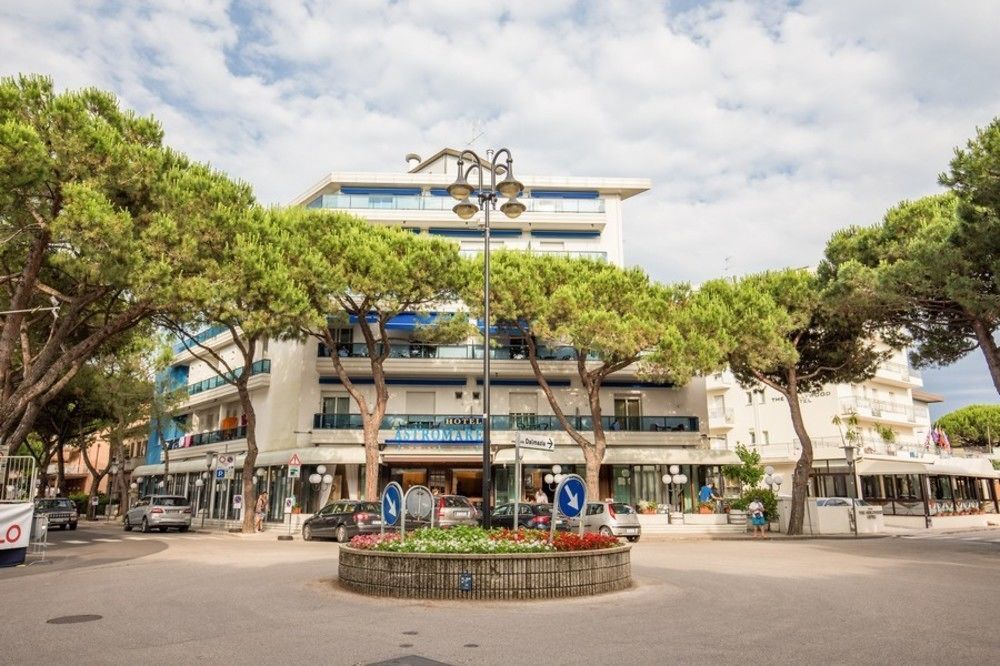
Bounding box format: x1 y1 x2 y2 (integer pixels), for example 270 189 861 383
388 418 483 445
0 503 32 551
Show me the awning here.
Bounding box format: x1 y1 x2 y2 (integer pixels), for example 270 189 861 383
348 312 439 331
131 446 366 477
857 456 1000 478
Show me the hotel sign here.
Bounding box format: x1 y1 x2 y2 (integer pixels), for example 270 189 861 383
387 416 483 445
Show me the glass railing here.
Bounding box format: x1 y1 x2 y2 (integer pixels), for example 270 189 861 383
313 412 699 432
172 325 228 354
458 250 608 261
879 361 921 378
186 359 271 395
318 342 598 361
165 425 247 450
312 194 605 214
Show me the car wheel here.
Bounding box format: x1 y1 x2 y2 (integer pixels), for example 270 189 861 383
123 516 132 532
179 525 189 533
336 525 348 543
302 524 313 541
69 522 77 531
599 526 613 536
141 518 150 533
627 536 640 543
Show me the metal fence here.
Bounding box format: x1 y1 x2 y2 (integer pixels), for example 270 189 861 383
0 455 37 503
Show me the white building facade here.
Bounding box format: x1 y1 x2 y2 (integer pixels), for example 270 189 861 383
132 150 999 526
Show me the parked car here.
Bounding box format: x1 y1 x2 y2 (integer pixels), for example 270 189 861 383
124 495 192 533
488 503 568 531
302 500 382 542
34 497 78 530
566 501 642 542
815 497 872 507
433 495 478 528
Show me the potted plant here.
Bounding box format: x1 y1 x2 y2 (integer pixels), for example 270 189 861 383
637 500 657 514
698 501 714 514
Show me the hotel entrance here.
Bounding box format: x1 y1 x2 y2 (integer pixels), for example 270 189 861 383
387 465 484 502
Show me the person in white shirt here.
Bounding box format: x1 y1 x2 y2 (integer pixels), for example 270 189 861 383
534 488 549 503
748 499 768 539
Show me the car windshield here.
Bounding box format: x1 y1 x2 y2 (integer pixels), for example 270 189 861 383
854 499 872 506
611 503 635 514
154 496 189 507
36 499 74 509
443 496 470 508
533 504 552 515
354 503 379 513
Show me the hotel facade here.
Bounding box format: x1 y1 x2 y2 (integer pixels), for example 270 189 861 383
132 149 999 528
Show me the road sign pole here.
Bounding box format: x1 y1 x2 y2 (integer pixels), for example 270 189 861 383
513 439 520 532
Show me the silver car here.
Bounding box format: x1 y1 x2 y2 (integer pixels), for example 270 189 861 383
568 501 642 542
433 495 478 528
124 495 192 533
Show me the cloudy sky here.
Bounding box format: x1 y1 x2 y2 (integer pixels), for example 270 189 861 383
2 0 997 415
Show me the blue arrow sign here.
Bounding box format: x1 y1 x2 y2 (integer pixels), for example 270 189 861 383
381 483 402 527
556 475 586 519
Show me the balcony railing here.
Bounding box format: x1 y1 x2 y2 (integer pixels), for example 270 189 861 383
840 398 916 422
318 342 598 361
459 250 608 261
708 408 735 424
165 425 247 451
186 359 271 396
879 361 921 379
313 413 698 433
172 325 228 354
311 193 605 214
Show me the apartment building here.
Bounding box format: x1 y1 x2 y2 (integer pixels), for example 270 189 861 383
131 149 998 525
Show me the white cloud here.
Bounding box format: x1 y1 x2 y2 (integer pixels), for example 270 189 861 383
1 0 998 408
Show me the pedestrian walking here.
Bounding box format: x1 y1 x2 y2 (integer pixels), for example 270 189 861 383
254 492 268 532
748 498 768 539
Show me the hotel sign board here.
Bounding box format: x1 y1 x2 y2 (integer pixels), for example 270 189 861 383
387 416 483 445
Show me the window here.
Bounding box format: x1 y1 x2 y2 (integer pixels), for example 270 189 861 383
749 430 757 445
493 504 511 516
746 392 753 406
369 194 393 209
323 396 350 415
756 390 765 404
762 431 770 445
614 397 642 431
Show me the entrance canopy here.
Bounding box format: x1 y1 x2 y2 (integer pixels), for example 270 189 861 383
857 456 999 479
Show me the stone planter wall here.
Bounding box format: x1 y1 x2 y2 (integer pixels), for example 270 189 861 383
338 544 631 600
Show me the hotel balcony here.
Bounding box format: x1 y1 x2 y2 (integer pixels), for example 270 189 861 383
171 325 232 362
705 372 734 392
312 413 698 433
707 407 735 429
839 397 923 427
180 359 271 408
164 425 248 459
316 342 633 380
871 360 923 388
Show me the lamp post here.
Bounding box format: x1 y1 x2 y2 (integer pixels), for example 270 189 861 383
843 445 858 538
763 467 783 534
109 463 119 520
204 451 217 528
662 465 688 514
447 148 526 528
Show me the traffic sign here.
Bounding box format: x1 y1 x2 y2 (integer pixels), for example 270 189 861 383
405 486 433 521
288 453 302 479
232 494 243 510
515 432 555 452
555 474 586 519
284 496 294 512
381 482 403 529
215 468 226 480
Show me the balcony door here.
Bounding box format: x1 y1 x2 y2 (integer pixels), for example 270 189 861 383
614 397 641 431
322 395 350 428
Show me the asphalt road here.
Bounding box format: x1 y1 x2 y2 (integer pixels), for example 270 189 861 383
1 525 997 665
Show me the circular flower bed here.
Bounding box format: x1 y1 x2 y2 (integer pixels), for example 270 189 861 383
349 526 620 554
339 527 632 600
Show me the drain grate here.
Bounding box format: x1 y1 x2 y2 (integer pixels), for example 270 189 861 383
47 614 102 625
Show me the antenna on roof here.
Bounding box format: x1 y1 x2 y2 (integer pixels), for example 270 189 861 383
466 119 486 148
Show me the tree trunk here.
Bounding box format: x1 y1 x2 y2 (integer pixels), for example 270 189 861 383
970 316 1000 397
362 418 381 501
584 381 607 500
56 440 65 496
784 379 813 536
582 446 603 501
238 382 258 533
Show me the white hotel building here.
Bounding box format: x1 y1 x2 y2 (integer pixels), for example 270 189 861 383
132 149 999 527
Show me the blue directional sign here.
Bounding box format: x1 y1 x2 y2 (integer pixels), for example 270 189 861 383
556 475 586 519
381 482 403 527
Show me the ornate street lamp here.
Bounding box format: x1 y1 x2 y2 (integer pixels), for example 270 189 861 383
447 148 526 527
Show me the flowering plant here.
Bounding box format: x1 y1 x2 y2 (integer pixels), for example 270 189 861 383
347 526 622 554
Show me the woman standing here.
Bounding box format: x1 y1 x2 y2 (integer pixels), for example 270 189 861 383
748 498 768 539
254 492 269 532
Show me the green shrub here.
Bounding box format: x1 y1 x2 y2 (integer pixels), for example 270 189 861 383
730 488 778 519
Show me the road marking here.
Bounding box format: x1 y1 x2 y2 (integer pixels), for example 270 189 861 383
63 539 87 544
92 538 122 543
123 536 150 540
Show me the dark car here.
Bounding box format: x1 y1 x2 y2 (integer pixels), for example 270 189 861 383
488 503 568 531
34 497 78 530
302 500 382 542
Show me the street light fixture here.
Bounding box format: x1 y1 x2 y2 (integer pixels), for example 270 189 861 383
844 445 858 538
447 147 526 528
